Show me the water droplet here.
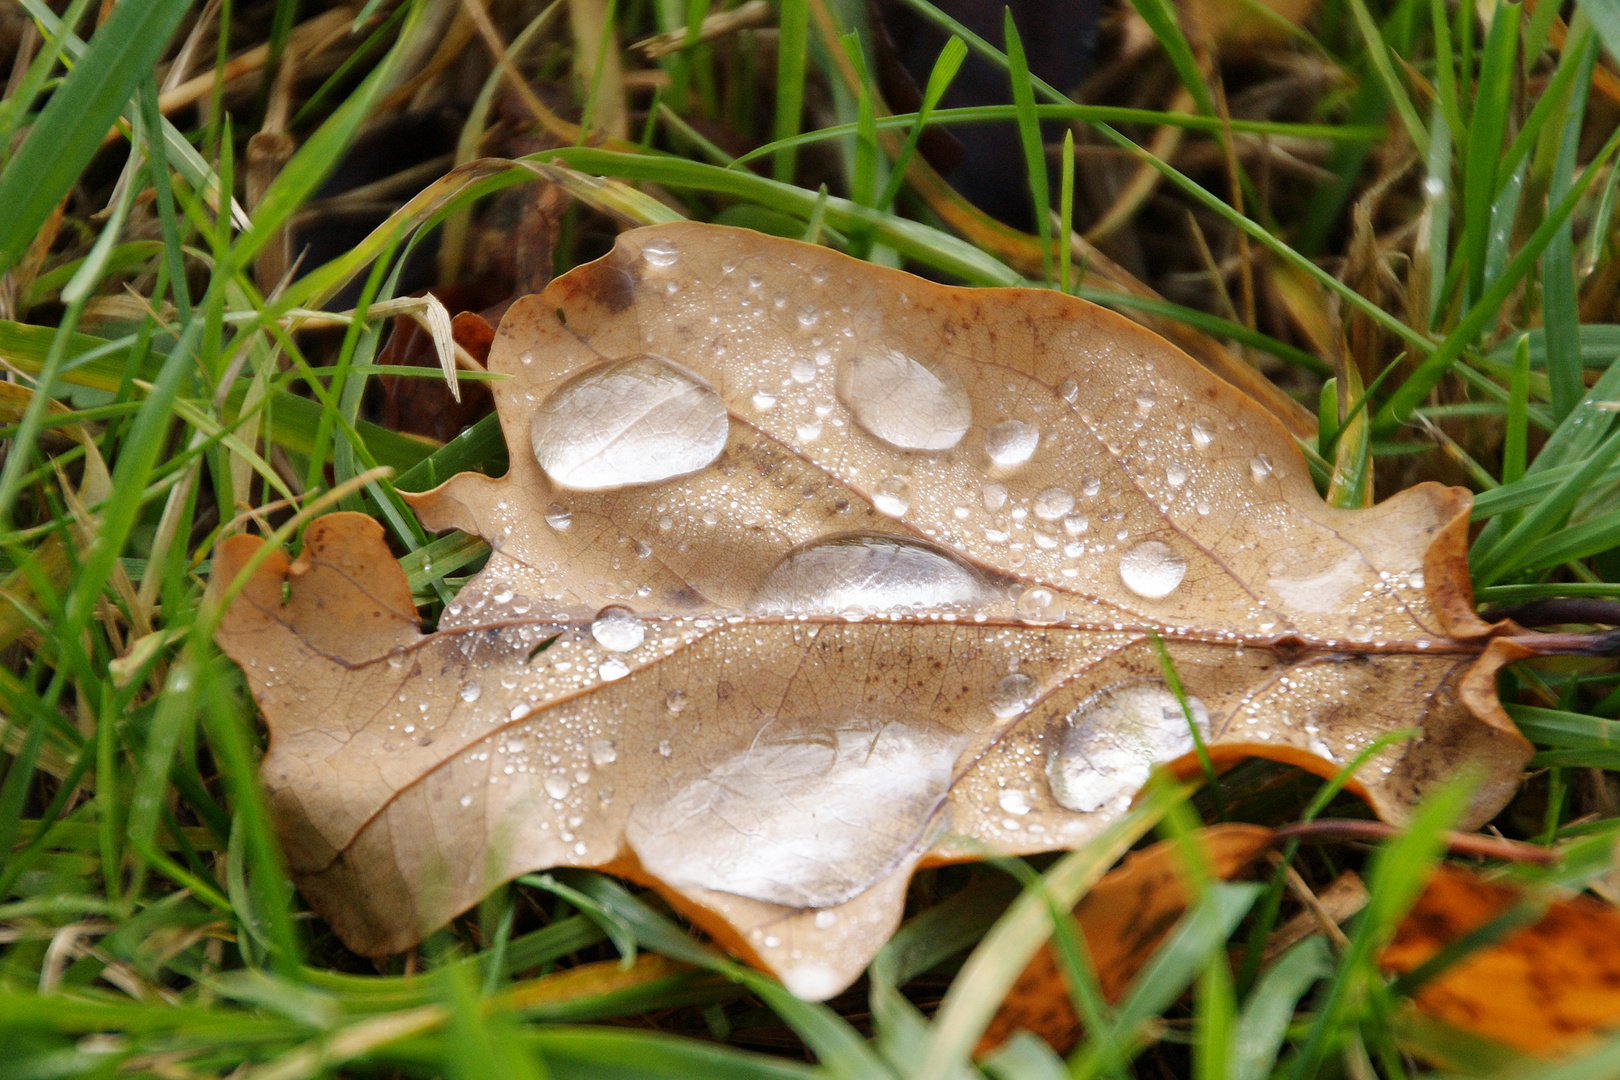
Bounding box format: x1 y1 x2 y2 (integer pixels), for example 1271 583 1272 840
998 788 1032 815
1191 417 1215 449
1016 587 1063 621
642 238 679 267
546 503 572 530
1081 475 1101 498
753 534 994 616
990 673 1040 719
544 775 571 800
1410 569 1425 590
872 476 910 518
1249 453 1274 482
1048 681 1209 812
814 910 838 929
982 482 1009 511
460 682 482 703
702 508 719 526
1119 540 1187 599
598 657 631 681
752 389 778 411
835 346 971 450
790 355 817 383
531 356 728 490
796 420 822 442
1165 463 1187 488
658 740 673 756
1135 390 1156 414
1034 487 1074 520
1063 513 1088 536
459 793 474 807
591 605 645 652
589 739 618 766
985 420 1039 467
1059 379 1079 405
666 689 688 713
626 719 968 908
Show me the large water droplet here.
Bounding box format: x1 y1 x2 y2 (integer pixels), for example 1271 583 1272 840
1249 454 1274 482
531 356 728 490
627 719 967 908
998 788 1032 815
1047 681 1209 812
753 534 995 616
990 672 1040 719
1191 418 1215 449
1034 487 1074 520
591 605 645 652
545 503 572 530
985 420 1039 467
1119 540 1187 599
836 346 971 451
1015 587 1063 622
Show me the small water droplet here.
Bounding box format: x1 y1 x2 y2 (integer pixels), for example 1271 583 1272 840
460 682 482 703
459 793 474 807
1034 487 1074 520
702 508 719 526
1410 570 1425 590
546 504 572 530
642 238 678 267
1016 586 1063 621
658 739 673 756
790 355 816 383
998 788 1032 815
1135 390 1156 414
796 419 823 442
1191 417 1215 449
990 673 1040 719
1059 379 1079 405
589 739 618 766
544 775 571 800
591 605 645 652
752 389 778 411
1063 513 1089 536
873 476 911 518
986 420 1039 467
666 690 687 713
1249 453 1274 482
1119 540 1187 599
1165 463 1187 488
982 482 1009 511
1081 475 1101 498
598 657 631 681
814 910 838 929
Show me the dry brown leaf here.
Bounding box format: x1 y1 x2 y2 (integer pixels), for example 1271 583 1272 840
1381 865 1620 1055
213 222 1533 999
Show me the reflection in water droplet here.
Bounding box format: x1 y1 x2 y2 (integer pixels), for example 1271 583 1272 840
531 356 728 490
990 673 1040 719
998 788 1032 815
544 775 571 800
598 657 631 681
753 534 995 616
1249 454 1273 482
589 739 618 766
591 605 645 652
642 238 679 267
546 503 572 530
986 420 1039 466
1191 418 1215 449
460 682 482 703
1119 540 1187 599
627 719 966 908
1034 487 1074 520
873 476 911 518
835 346 971 450
1048 681 1209 812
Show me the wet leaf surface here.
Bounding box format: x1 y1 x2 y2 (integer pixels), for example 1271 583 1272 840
214 222 1532 998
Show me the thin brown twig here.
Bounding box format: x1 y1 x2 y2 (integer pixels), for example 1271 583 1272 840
1269 820 1560 864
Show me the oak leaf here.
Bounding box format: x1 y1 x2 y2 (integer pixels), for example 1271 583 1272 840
213 222 1532 999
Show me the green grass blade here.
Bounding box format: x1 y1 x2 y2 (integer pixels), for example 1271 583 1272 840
876 36 967 213
773 0 810 182
0 0 192 273
1459 1 1521 305
1544 24 1598 419
1004 11 1051 281
1344 0 1429 156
